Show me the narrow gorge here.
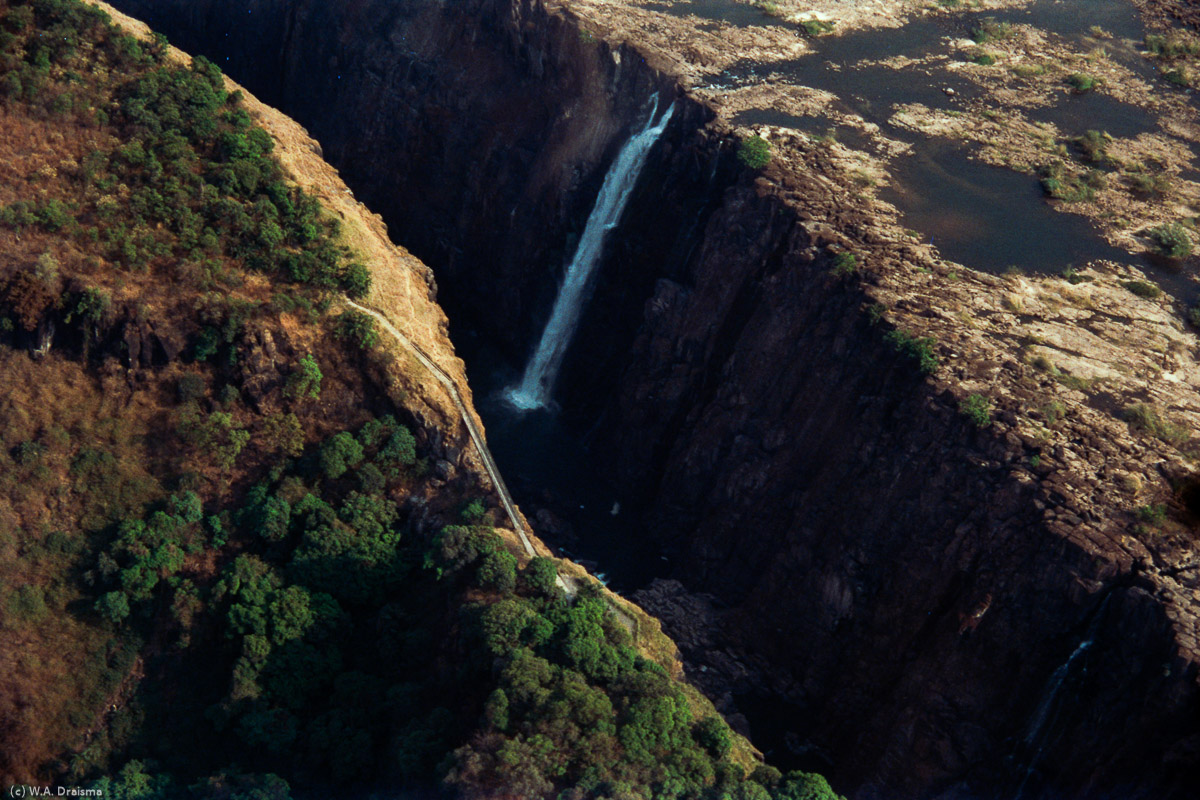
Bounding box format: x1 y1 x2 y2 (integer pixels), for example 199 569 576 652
101 1 1200 798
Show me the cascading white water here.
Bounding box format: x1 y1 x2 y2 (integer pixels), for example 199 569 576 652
1023 639 1093 749
1013 638 1094 800
504 97 676 411
1013 594 1111 800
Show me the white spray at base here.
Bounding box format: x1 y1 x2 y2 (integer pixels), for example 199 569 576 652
505 97 675 411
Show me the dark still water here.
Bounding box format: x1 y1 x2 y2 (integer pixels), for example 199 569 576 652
716 0 1158 280
881 143 1133 274
451 328 665 593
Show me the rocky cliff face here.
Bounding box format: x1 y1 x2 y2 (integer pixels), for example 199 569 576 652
106 0 737 416
40 0 490 476
107 1 1200 798
616 159 1200 798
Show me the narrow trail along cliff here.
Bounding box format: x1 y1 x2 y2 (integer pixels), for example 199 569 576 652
342 299 536 555
105 0 1200 798
346 297 594 603
0 1 761 794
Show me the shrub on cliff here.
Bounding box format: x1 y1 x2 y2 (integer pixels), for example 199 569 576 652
283 353 322 400
1075 130 1110 164
1123 402 1188 445
1039 162 1098 203
334 309 378 349
971 18 1013 43
738 134 772 169
1121 280 1161 299
1066 72 1098 92
774 771 845 800
1146 32 1200 58
1148 222 1193 259
960 393 992 428
801 19 835 36
830 251 858 278
885 329 939 375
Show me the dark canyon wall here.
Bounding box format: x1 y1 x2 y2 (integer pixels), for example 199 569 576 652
107 1 1200 798
610 167 1199 798
111 0 720 378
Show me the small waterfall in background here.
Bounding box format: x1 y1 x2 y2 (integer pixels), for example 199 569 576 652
1012 595 1112 800
1012 639 1092 800
505 96 676 411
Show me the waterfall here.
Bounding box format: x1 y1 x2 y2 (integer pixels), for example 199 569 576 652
1012 639 1092 799
505 97 676 411
1010 639 1094 800
1022 639 1093 750
1013 595 1111 799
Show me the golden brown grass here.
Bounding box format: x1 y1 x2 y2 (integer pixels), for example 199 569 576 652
0 350 167 785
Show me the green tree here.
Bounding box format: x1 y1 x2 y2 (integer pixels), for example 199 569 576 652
618 691 693 765
356 416 392 449
236 705 298 753
95 590 130 623
738 135 771 169
262 412 304 457
283 353 322 400
477 549 518 594
521 557 559 597
377 425 417 475
334 309 378 349
88 760 172 800
248 492 291 542
479 600 552 656
460 499 487 524
65 286 111 331
774 771 844 800
319 432 364 479
223 555 284 637
339 262 372 299
268 585 314 644
485 688 510 731
178 405 250 470
356 462 386 494
693 715 732 758
435 525 501 571
168 490 204 524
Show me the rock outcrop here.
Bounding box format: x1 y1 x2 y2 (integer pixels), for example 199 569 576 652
106 1 1200 798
